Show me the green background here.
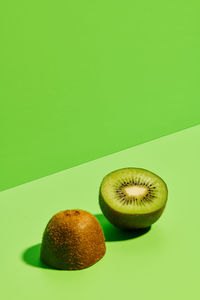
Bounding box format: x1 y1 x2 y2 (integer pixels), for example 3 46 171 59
1 0 200 192
0 125 200 300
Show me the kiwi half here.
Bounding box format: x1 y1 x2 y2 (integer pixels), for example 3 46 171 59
40 209 106 270
99 168 168 229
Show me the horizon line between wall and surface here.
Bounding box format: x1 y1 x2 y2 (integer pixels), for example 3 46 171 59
1 122 199 194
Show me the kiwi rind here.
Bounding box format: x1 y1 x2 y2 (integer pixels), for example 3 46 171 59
99 194 166 229
40 209 106 270
99 167 168 229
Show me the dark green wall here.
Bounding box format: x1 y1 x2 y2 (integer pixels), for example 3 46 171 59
1 0 200 191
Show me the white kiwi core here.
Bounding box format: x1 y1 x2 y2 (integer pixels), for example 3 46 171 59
123 185 148 198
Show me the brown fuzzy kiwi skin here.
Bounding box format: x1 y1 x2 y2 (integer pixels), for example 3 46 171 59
99 192 167 230
40 210 106 270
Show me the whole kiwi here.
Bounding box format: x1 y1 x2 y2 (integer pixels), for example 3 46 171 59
40 209 106 270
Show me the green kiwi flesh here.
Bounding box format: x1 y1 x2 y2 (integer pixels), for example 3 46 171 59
99 168 168 229
40 209 106 270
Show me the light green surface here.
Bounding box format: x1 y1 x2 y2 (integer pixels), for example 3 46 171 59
1 0 200 191
1 125 199 300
